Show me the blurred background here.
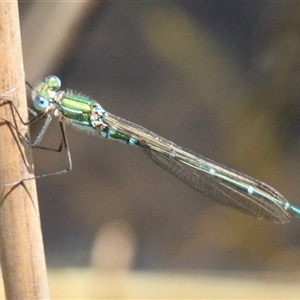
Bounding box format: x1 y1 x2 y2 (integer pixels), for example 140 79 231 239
14 1 300 297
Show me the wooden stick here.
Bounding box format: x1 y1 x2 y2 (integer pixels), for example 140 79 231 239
0 2 49 299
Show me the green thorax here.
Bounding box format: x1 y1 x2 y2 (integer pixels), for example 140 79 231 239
59 92 99 129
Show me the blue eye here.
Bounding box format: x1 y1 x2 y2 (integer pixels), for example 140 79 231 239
33 95 49 111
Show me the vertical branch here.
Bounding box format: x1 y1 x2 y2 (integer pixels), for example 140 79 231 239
0 2 49 299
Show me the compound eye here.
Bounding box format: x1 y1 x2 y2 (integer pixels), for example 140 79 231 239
33 94 49 111
44 75 61 91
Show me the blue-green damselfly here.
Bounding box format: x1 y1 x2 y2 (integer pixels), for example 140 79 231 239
2 75 300 223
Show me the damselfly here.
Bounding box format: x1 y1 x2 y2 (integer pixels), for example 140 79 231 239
1 75 300 223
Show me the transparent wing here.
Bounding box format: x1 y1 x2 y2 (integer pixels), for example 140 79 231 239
141 144 292 223
103 112 294 223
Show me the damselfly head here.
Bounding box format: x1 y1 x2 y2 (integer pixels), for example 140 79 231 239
31 75 62 111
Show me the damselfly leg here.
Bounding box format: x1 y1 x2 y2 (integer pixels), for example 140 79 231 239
0 92 72 185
